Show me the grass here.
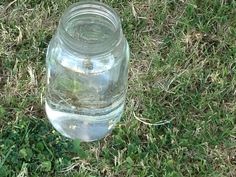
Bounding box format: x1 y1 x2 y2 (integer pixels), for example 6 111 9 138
0 0 236 176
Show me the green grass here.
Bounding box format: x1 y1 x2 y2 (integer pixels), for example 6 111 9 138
0 0 236 176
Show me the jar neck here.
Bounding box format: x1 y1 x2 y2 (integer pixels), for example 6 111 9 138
57 1 123 56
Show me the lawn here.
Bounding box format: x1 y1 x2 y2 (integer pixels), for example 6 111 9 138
0 0 236 176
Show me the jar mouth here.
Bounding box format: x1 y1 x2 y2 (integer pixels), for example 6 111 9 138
58 1 122 55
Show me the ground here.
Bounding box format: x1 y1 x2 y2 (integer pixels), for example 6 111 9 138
0 0 236 176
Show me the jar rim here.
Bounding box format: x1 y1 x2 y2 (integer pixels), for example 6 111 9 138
58 1 123 56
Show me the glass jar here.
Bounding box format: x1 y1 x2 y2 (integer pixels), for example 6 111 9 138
45 1 129 142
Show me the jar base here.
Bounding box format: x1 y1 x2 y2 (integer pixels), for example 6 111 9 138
45 101 123 142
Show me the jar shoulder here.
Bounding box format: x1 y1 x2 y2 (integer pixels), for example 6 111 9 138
46 36 129 74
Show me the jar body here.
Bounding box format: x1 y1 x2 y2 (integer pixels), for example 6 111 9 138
45 2 129 141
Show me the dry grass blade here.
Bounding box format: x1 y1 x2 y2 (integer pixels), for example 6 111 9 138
133 112 173 126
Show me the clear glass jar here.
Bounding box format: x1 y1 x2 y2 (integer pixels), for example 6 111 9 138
45 1 129 142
